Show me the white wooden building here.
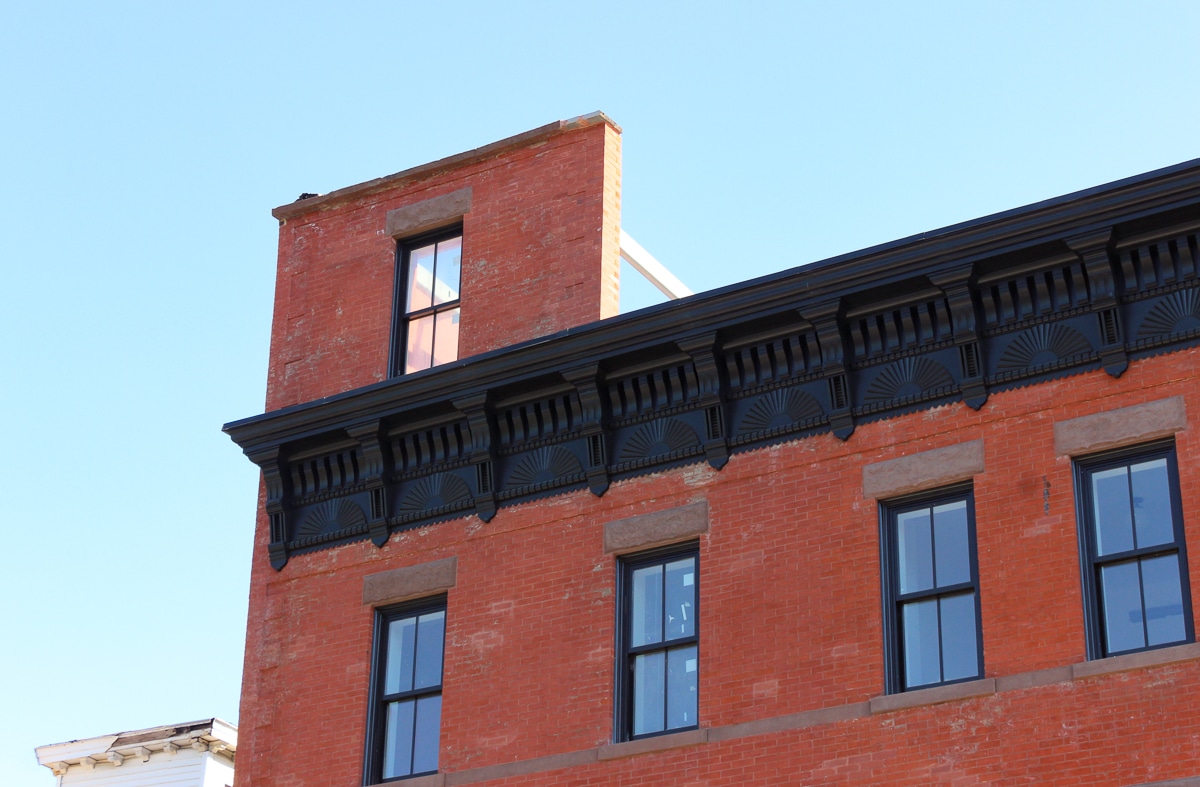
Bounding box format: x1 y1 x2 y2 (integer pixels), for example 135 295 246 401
34 719 236 787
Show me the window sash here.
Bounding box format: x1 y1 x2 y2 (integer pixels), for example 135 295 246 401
617 545 699 741
881 488 983 693
368 599 446 783
392 228 462 377
1076 443 1193 659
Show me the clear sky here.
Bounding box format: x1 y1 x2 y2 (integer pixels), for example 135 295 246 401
3 1 1198 783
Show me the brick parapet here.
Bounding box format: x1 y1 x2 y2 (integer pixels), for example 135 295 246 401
263 115 621 411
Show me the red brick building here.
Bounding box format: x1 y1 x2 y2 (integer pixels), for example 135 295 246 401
225 114 1200 786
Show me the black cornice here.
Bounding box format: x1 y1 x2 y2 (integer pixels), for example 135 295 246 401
226 158 1200 452
225 158 1200 570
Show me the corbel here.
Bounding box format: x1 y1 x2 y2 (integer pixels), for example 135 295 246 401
563 364 610 496
135 747 152 762
346 420 391 546
677 332 729 469
51 762 70 776
107 752 125 767
453 393 498 522
807 300 855 440
191 739 209 753
163 742 179 755
80 757 97 771
248 445 290 571
1067 227 1125 377
930 269 988 410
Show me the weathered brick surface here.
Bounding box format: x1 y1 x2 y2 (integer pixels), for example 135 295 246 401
237 120 1200 786
236 348 1200 787
263 117 621 411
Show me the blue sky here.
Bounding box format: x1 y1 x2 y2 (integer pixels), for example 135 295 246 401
3 2 1198 783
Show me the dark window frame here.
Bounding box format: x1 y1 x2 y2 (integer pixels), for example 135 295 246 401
389 225 463 378
879 485 984 694
1074 440 1194 660
363 596 447 785
614 542 700 742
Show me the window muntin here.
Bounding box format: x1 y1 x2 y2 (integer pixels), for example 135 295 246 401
882 490 983 692
1077 444 1193 658
394 230 461 376
618 546 698 740
369 600 446 782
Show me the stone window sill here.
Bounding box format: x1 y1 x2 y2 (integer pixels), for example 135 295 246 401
597 728 707 761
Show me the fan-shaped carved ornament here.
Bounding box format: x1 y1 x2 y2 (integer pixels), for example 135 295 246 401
296 498 367 539
738 388 824 436
1138 289 1200 339
398 473 472 514
508 446 583 488
996 323 1092 374
618 418 700 463
863 357 954 403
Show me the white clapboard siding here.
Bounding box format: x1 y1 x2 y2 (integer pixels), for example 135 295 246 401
59 749 232 787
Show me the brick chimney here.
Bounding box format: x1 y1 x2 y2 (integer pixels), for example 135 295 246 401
265 113 622 411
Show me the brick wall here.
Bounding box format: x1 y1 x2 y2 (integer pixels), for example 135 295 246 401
263 116 621 412
235 348 1200 787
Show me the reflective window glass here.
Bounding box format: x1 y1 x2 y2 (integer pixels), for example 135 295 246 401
405 315 435 374
940 592 979 682
433 237 461 306
632 651 665 736
384 617 416 695
1092 466 1134 556
1131 459 1173 548
664 558 696 641
406 244 436 313
933 501 971 587
902 599 940 688
897 509 933 593
1101 561 1145 653
666 645 698 729
631 564 663 647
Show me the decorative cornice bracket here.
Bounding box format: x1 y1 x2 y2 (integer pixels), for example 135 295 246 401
678 333 729 469
930 269 988 409
807 301 855 440
1067 227 1127 377
347 420 391 545
453 393 498 522
563 364 610 496
248 445 290 570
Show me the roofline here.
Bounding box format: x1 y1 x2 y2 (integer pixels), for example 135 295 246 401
35 718 237 768
226 156 1200 450
271 111 621 222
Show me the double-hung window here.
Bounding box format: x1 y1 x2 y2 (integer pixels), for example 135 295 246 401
881 489 983 692
367 599 446 782
617 545 699 740
1076 442 1194 659
392 228 461 376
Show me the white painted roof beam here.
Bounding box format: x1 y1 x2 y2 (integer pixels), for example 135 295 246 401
619 229 693 300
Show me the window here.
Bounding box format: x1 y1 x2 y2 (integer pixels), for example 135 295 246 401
392 228 461 376
1076 442 1193 659
616 545 698 741
881 489 983 693
366 599 446 782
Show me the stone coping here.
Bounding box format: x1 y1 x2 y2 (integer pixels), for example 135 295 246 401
272 112 619 221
